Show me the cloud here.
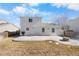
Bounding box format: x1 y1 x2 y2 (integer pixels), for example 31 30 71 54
28 8 40 16
11 4 56 23
13 3 52 17
0 9 10 15
12 4 40 15
26 7 54 20
52 3 79 11
67 4 79 11
52 3 67 8
13 6 26 14
22 3 39 7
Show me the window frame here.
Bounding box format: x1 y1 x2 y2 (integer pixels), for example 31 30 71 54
42 28 45 32
29 18 32 22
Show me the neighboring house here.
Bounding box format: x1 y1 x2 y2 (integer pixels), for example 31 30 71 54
20 16 62 36
67 17 79 32
67 17 79 37
0 19 19 36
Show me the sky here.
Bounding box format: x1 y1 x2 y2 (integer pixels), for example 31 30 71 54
0 3 79 27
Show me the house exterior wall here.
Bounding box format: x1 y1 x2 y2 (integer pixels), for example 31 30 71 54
67 18 79 33
20 16 62 36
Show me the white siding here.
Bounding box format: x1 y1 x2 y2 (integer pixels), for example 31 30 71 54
20 16 62 36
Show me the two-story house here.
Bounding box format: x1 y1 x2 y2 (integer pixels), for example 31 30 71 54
20 16 62 36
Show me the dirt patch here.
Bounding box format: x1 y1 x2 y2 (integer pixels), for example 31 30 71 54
0 37 79 56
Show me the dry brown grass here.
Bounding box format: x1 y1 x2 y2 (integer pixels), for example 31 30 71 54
0 37 79 56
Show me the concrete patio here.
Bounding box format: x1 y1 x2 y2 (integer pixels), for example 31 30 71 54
13 36 79 46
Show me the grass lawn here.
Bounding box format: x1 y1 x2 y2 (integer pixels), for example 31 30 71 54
0 37 79 56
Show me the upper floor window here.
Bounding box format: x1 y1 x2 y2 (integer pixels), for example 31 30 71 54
52 28 55 32
42 28 45 32
29 18 32 22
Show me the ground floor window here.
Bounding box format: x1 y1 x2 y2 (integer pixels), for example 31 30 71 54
42 28 45 32
21 31 25 36
52 28 55 32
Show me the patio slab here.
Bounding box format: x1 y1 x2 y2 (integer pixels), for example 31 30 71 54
13 36 79 46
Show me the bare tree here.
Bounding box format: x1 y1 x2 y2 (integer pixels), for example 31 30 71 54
56 14 69 37
56 14 68 26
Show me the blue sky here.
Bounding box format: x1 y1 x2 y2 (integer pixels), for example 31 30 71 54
0 3 79 27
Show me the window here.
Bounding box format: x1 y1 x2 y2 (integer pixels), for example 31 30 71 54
21 31 25 36
52 28 55 32
26 28 29 31
42 28 45 32
29 18 32 22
